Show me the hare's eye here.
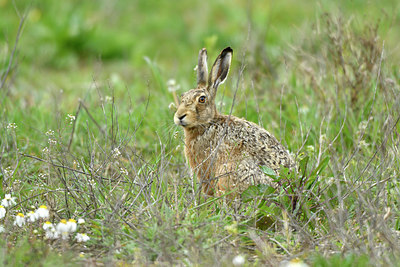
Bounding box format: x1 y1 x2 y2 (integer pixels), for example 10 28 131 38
198 96 206 103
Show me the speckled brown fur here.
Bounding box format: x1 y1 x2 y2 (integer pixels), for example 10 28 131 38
174 47 294 196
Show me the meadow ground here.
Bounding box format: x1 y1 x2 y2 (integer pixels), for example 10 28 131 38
1 0 400 266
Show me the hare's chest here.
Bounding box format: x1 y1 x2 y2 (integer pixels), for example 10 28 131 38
183 128 223 167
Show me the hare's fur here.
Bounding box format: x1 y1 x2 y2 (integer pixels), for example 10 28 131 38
174 47 294 195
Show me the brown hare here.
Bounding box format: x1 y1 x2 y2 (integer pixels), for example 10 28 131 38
174 47 294 196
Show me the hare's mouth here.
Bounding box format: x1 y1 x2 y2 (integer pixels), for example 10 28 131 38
174 114 189 127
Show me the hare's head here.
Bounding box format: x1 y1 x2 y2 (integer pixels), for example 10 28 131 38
174 47 233 128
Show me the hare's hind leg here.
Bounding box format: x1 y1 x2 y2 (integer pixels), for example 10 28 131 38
214 163 238 196
237 159 275 186
217 159 275 196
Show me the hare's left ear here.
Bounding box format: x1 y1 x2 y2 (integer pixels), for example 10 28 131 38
197 48 208 88
208 47 233 97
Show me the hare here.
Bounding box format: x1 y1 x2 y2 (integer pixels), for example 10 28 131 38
174 47 294 196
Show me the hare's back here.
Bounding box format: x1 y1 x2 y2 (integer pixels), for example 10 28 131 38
225 116 294 172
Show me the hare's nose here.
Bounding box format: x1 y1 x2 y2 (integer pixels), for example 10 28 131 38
178 114 186 121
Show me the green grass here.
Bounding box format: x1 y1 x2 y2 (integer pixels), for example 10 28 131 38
1 0 400 265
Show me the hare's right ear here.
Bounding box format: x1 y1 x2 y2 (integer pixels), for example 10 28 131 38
208 47 232 98
197 48 208 88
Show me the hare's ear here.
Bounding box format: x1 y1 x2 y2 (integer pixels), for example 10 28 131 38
208 47 232 97
197 48 208 87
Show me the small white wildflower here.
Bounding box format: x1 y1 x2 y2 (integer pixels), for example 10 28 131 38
120 168 128 176
14 213 25 227
105 96 112 102
7 123 17 130
45 227 60 239
73 160 80 169
12 179 21 186
27 211 38 223
76 233 90 243
280 258 309 267
358 140 369 149
56 219 70 240
217 101 226 107
66 219 77 233
0 205 6 219
66 114 76 125
299 106 309 115
48 139 57 145
358 120 368 131
232 255 245 266
56 219 69 233
43 221 54 231
42 147 49 154
1 194 16 207
0 225 4 233
77 218 85 224
3 167 12 177
35 205 50 219
167 79 181 92
45 130 54 136
193 65 198 71
167 79 176 87
168 102 177 111
112 148 121 158
89 179 96 187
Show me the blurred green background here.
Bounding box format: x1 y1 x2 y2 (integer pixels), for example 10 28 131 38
1 0 399 96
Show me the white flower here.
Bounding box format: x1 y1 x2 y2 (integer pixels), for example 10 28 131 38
43 221 58 239
76 233 90 243
119 168 128 176
66 114 76 124
66 219 77 232
43 221 54 231
167 79 181 92
45 228 59 239
1 194 16 207
35 205 50 219
0 205 6 219
56 219 69 232
168 102 176 111
280 258 309 267
7 123 17 129
0 225 4 233
232 255 245 266
27 211 38 223
112 148 121 158
45 129 54 136
14 213 25 227
56 219 69 240
77 218 85 224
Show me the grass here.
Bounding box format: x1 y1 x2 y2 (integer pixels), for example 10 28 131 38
1 0 400 265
